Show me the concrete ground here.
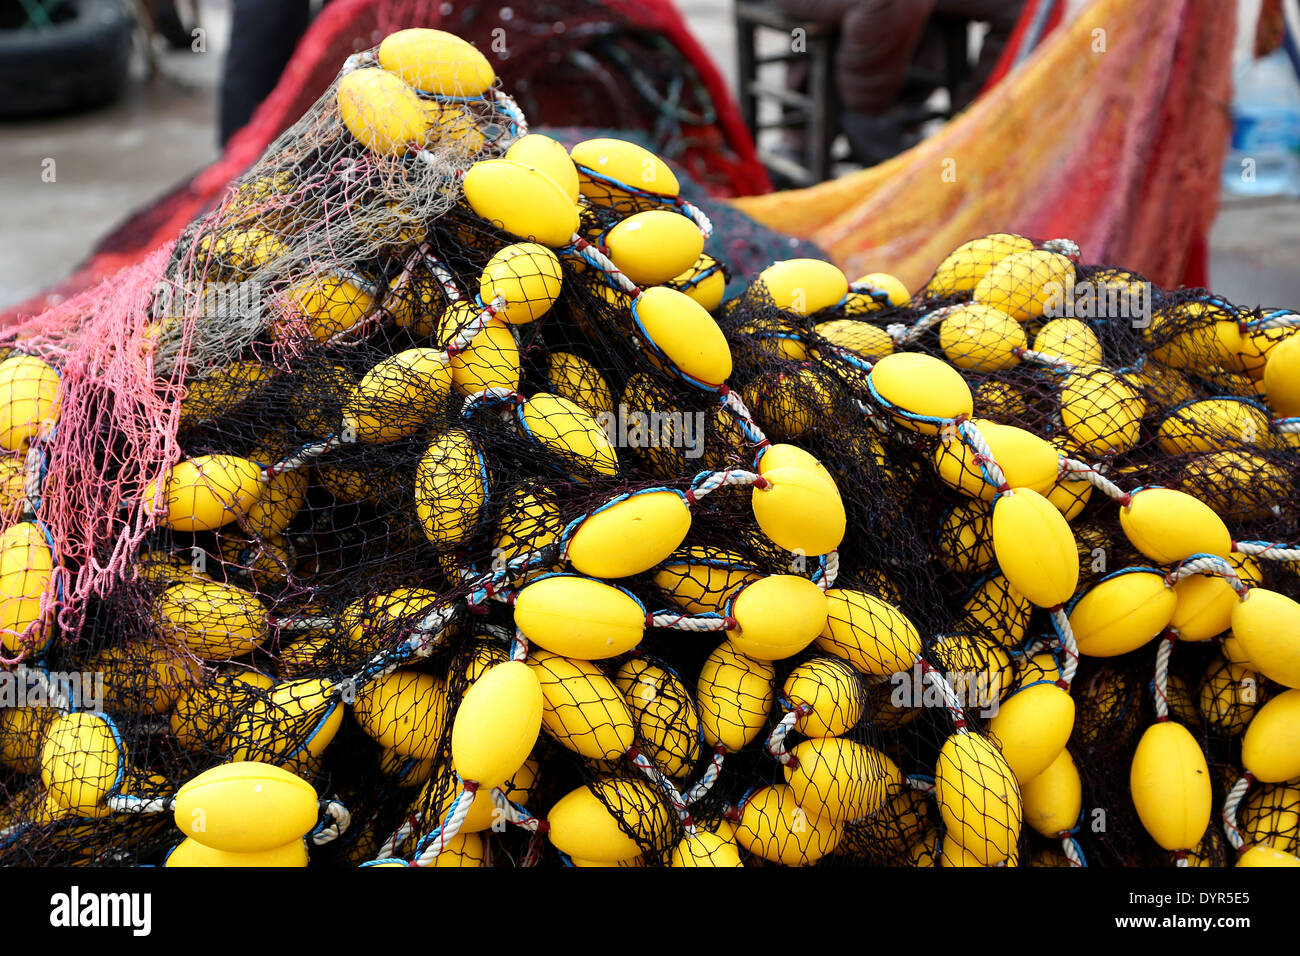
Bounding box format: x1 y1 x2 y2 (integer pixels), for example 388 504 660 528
1 0 1297 312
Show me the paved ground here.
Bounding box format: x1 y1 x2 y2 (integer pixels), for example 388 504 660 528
1 0 1297 312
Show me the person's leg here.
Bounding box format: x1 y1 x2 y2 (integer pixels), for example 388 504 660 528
219 0 313 146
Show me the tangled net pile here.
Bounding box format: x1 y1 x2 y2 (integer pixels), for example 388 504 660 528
0 28 1298 869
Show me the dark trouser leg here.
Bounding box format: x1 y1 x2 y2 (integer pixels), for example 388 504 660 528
219 0 313 146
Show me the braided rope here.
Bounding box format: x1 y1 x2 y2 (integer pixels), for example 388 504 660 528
1057 457 1130 501
1235 539 1300 562
490 787 545 833
888 305 961 346
814 551 840 590
1061 833 1086 867
1252 309 1300 330
409 783 477 866
1153 631 1175 722
956 419 1010 492
920 660 969 732
718 388 770 451
571 236 642 298
1016 347 1077 370
103 794 174 814
1222 773 1254 851
628 748 691 823
1041 238 1081 259
310 800 352 846
690 468 763 500
683 746 726 805
1165 554 1249 595
1050 608 1080 688
647 610 731 631
765 705 810 766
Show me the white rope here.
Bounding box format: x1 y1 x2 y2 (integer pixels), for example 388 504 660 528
1253 310 1300 330
488 88 529 138
1041 238 1081 259
375 817 418 860
816 551 840 590
1016 347 1077 369
1222 773 1253 851
572 236 641 297
692 468 762 500
510 628 529 663
889 305 961 346
921 661 969 732
1153 632 1174 722
683 747 726 805
264 432 348 478
1061 834 1085 867
104 795 174 814
765 707 808 766
272 615 334 632
310 800 352 846
410 785 477 866
718 388 770 450
649 611 731 631
1234 540 1300 562
629 748 691 823
445 295 504 354
1058 457 1130 501
956 419 1009 492
906 775 936 794
22 442 41 515
490 788 544 833
1275 418 1300 434
1051 608 1079 689
674 198 714 240
1165 555 1248 595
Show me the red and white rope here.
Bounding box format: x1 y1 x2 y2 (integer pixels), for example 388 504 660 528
765 705 810 767
410 784 477 867
1234 540 1300 562
683 746 726 805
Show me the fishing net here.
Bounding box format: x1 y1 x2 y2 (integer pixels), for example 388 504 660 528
0 26 1298 869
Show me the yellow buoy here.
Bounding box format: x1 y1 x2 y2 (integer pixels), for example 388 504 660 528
414 428 487 547
1157 398 1272 455
728 574 828 661
335 68 429 155
226 678 343 770
813 318 894 363
1070 570 1176 657
571 138 680 206
751 465 846 556
440 307 521 396
868 352 973 433
632 286 733 388
987 682 1075 783
352 671 447 761
566 490 691 579
735 784 842 865
0 521 55 659
973 249 1074 321
615 657 701 778
545 351 614 417
1032 317 1102 366
783 737 901 824
547 778 673 862
606 210 704 287
1119 487 1231 566
933 420 1059 500
478 242 564 324
41 713 121 816
463 160 578 247
1263 332 1300 417
144 455 264 533
670 830 744 867
756 259 848 315
0 354 60 451
377 28 494 96
174 762 318 853
927 233 1035 295
938 304 1026 372
934 732 1022 865
1130 721 1212 851
343 348 453 443
451 660 543 788
696 640 775 751
166 837 308 868
528 648 636 760
517 392 619 478
815 588 922 676
654 548 759 615
505 134 579 201
1241 689 1300 782
514 574 644 659
668 254 726 311
1059 369 1144 456
782 656 864 738
991 487 1079 608
154 578 267 659
1021 747 1081 838
1229 588 1300 689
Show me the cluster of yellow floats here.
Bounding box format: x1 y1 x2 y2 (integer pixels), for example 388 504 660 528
3 26 1299 868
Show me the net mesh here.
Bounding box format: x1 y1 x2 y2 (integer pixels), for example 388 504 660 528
0 28 1297 869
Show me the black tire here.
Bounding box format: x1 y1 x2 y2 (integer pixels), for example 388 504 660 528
0 0 133 119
